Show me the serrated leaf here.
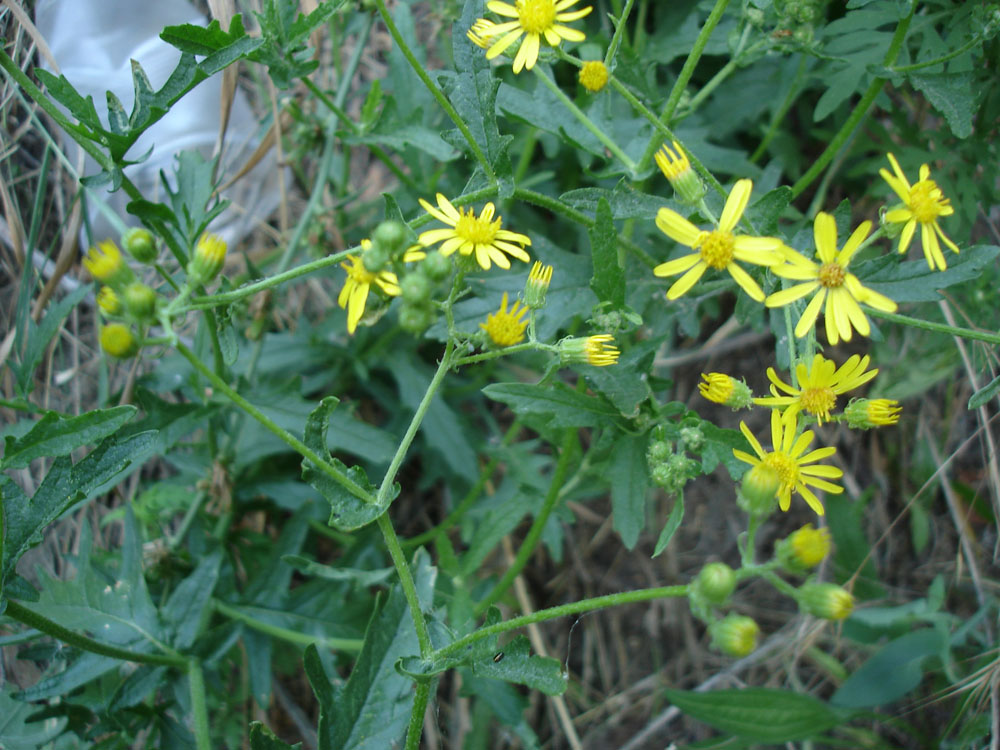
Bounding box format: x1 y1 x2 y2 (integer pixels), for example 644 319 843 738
11 284 90 397
609 434 649 549
862 245 1000 302
909 72 975 139
470 636 566 695
160 16 249 55
0 692 66 749
665 687 846 741
34 69 103 132
2 406 136 470
301 397 390 531
589 198 625 308
652 496 684 557
749 185 792 235
482 383 620 428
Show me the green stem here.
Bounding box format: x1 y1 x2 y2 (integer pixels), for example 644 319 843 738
175 341 375 504
679 40 768 120
605 0 638 67
436 584 689 661
3 600 187 668
868 308 1000 345
405 680 433 750
374 0 494 183
453 341 551 367
533 67 637 175
750 53 808 164
167 490 208 552
890 32 985 73
212 600 363 651
789 3 914 199
378 513 433 657
188 659 211 750
635 0 732 172
475 427 578 615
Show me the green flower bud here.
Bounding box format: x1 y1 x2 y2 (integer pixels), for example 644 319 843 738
736 464 780 517
97 286 121 316
694 562 736 604
647 440 671 464
777 524 831 574
421 251 453 282
372 220 408 255
650 463 671 487
799 583 854 620
84 240 134 290
680 426 704 452
559 335 619 367
709 615 760 657
400 272 431 304
100 323 139 359
398 302 433 334
698 373 753 409
122 227 157 263
845 398 902 429
655 141 706 206
187 234 227 286
524 261 553 309
362 240 390 273
124 282 157 320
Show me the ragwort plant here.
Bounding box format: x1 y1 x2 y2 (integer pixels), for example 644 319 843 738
2 0 999 747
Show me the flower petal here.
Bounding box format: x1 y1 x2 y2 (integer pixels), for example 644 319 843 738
719 179 752 233
794 289 825 338
813 212 838 264
838 220 872 267
727 262 765 302
666 261 707 299
653 252 701 277
655 208 702 246
766 282 818 308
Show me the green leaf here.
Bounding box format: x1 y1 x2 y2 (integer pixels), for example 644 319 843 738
34 69 104 133
328 549 437 749
162 551 222 650
748 186 793 235
247 1 341 89
482 383 620 428
582 342 654 418
11 283 90 397
909 72 975 139
2 405 136 470
249 722 302 750
560 182 673 220
0 692 66 749
831 628 947 708
106 91 129 135
300 397 392 531
862 245 1000 302
282 555 395 587
589 198 625 308
665 687 846 741
609 434 649 549
652 496 684 558
968 372 1000 410
160 15 251 56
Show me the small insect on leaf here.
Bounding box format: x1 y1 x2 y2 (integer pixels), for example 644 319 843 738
493 651 504 663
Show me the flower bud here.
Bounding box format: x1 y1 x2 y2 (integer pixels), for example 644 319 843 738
680 426 703 452
698 373 753 409
122 227 157 263
524 261 553 309
777 524 831 573
398 301 433 334
84 240 133 289
187 234 227 286
799 583 854 620
400 272 431 304
361 240 390 273
372 220 407 255
97 286 121 316
559 335 619 367
736 463 780 517
647 440 671 464
693 562 736 604
709 615 760 657
579 60 609 93
845 398 901 429
655 141 705 205
421 250 453 282
124 282 157 320
100 323 139 359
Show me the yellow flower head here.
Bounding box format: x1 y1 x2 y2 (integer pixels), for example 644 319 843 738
187 233 228 285
97 286 121 316
100 323 139 359
417 193 531 270
481 292 530 346
559 334 619 366
800 583 854 621
845 397 902 429
524 260 553 308
734 410 844 516
879 152 959 270
786 524 832 569
578 60 608 92
84 240 132 287
698 373 753 409
766 212 898 345
468 19 499 48
480 0 593 74
338 241 403 335
709 615 760 657
653 179 782 302
655 141 705 205
754 353 878 424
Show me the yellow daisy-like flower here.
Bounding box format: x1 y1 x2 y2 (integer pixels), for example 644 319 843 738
845 397 902 429
481 292 530 346
97 286 121 316
583 334 619 366
338 241 403 335
754 353 878 425
734 410 844 516
879 152 959 271
480 0 593 74
467 19 499 48
83 240 132 288
653 179 783 301
524 260 553 308
766 212 897 345
578 60 608 92
655 140 691 182
417 193 531 270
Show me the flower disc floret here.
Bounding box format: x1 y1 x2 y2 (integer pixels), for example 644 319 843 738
579 60 608 92
734 410 844 516
788 524 831 568
481 292 530 346
418 194 531 270
653 179 782 302
755 353 878 425
100 323 139 359
879 152 959 270
766 213 897 345
480 0 593 74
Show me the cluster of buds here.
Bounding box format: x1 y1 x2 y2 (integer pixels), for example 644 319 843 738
645 424 702 497
84 236 155 359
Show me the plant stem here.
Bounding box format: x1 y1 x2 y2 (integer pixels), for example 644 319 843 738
605 0 638 66
635 0 732 172
533 66 637 175
405 680 433 750
187 659 211 750
453 341 551 367
4 599 187 668
789 3 914 199
374 0 495 183
212 599 363 651
175 341 375 504
434 584 689 661
890 32 985 72
867 308 1000 345
475 427 578 615
378 513 433 657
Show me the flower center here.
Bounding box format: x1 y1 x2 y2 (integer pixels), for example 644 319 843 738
909 179 950 223
763 451 799 491
517 0 557 34
699 229 735 270
346 256 376 284
455 208 500 245
800 387 836 419
818 262 845 288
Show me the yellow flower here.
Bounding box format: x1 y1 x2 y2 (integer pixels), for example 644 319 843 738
187 233 228 285
754 353 878 424
524 260 553 308
480 0 593 74
97 286 121 316
468 19 499 48
559 334 619 366
766 213 897 345
786 524 832 569
734 410 844 516
845 398 902 429
698 373 753 409
417 193 531 270
879 152 959 270
800 583 854 620
655 141 705 205
481 292 529 346
84 240 132 287
338 243 403 335
100 323 139 359
578 60 608 92
709 615 760 657
653 179 782 301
